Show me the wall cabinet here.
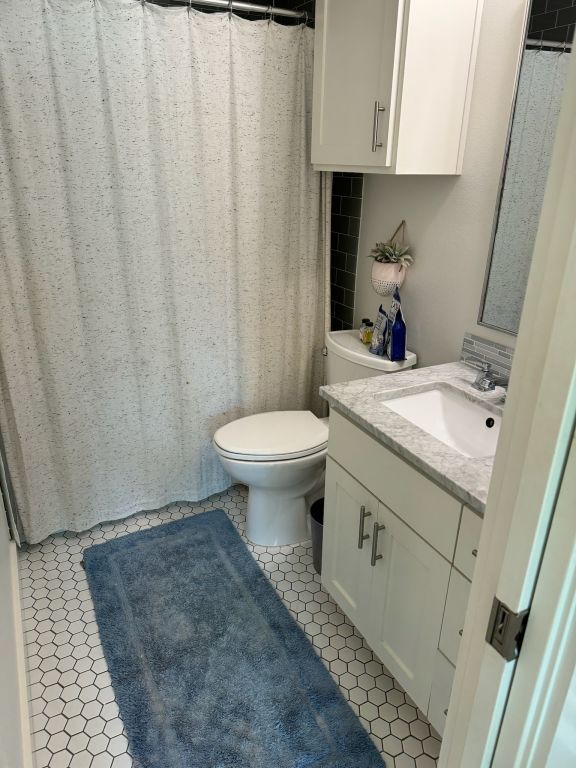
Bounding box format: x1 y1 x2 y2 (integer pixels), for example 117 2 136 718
323 411 482 734
312 0 484 174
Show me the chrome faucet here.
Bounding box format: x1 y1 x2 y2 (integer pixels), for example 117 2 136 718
464 358 507 393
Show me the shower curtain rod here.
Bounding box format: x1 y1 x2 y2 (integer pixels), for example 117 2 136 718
148 0 306 19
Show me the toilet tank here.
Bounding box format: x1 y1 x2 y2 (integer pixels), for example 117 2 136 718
326 330 417 385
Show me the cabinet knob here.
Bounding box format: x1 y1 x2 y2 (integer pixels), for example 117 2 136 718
472 548 478 558
370 522 386 566
459 629 463 637
444 709 448 716
357 505 372 549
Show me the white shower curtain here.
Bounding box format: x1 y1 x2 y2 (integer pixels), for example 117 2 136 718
0 0 328 544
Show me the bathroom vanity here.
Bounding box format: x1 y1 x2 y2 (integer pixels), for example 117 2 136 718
320 363 502 735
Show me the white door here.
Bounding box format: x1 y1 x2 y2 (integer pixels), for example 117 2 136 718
311 0 401 168
0 500 32 768
322 457 376 629
490 433 576 767
368 502 451 713
439 47 576 768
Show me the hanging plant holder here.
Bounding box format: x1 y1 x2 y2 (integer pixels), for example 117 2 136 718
369 220 410 297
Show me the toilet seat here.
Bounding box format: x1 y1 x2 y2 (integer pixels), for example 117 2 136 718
213 410 329 462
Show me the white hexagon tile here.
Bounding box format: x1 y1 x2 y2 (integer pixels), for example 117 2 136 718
19 485 441 768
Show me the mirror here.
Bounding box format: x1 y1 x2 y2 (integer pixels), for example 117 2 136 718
479 14 573 335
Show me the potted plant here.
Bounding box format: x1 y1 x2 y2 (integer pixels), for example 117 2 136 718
368 221 413 296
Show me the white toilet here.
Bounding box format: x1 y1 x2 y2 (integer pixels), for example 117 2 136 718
213 330 417 546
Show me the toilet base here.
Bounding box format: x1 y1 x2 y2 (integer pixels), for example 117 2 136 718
246 488 310 546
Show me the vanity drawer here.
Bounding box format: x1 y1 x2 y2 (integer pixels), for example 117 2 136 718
427 651 455 737
454 505 482 580
328 410 461 560
439 568 471 665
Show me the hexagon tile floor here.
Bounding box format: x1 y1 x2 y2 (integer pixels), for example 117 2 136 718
18 484 441 768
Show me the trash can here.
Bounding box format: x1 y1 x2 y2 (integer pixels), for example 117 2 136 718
310 498 324 575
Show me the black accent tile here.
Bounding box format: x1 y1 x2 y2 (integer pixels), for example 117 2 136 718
340 196 362 218
546 0 576 13
557 6 576 25
346 253 358 274
333 176 352 197
331 213 349 235
530 10 559 33
334 269 356 292
331 250 347 271
343 289 355 309
333 302 354 327
337 233 359 255
331 284 345 305
348 216 361 238
351 178 364 198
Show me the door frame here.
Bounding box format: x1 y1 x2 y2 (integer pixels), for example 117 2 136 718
440 41 576 768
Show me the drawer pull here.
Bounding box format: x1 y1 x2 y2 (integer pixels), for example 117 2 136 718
370 522 386 566
357 506 372 549
459 629 463 636
472 548 478 558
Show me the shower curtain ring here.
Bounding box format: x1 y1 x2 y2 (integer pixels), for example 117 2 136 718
228 0 233 18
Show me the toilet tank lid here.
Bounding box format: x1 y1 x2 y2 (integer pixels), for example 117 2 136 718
214 411 329 459
326 330 417 371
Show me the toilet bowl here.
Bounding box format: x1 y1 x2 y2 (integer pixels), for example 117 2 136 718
214 330 418 546
213 411 329 546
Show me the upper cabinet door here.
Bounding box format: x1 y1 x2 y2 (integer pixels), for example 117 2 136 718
312 0 484 175
311 0 402 169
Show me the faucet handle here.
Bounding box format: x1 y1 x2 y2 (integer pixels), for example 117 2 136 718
464 357 491 373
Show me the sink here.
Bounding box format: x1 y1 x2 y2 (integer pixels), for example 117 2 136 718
379 387 501 458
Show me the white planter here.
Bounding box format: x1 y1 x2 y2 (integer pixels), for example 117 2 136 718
371 261 406 296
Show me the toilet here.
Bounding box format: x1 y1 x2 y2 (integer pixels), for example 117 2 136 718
213 330 417 546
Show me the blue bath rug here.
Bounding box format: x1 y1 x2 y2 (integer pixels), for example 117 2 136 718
83 509 385 768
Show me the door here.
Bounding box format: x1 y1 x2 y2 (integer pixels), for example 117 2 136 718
322 457 376 630
311 0 402 168
490 433 576 767
0 500 32 767
368 501 451 713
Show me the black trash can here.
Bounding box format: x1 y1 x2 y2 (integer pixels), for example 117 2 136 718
310 498 324 575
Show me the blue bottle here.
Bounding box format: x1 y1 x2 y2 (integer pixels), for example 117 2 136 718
389 306 406 361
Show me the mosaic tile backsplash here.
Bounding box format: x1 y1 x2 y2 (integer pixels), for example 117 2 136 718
460 333 514 380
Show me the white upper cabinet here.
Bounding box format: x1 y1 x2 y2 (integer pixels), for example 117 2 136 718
312 0 484 175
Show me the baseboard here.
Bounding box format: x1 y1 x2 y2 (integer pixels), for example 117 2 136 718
9 541 34 768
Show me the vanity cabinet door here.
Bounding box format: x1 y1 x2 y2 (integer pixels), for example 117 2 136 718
322 458 377 632
367 502 451 713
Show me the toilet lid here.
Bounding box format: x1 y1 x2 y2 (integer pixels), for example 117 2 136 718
213 411 329 461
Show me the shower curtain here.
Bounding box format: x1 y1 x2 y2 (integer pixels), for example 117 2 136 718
0 0 328 544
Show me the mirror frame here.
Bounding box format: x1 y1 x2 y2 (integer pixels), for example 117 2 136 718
477 11 531 337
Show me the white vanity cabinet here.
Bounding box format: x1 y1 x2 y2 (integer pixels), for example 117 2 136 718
322 411 482 733
311 0 483 174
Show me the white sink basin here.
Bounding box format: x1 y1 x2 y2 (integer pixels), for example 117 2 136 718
380 387 501 458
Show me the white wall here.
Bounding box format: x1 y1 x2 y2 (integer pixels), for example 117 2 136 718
354 0 529 367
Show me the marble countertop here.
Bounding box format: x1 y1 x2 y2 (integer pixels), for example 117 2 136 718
320 362 505 516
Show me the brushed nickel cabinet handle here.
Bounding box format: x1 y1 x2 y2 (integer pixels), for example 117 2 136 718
472 548 478 558
370 522 386 566
357 506 372 549
372 100 386 152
